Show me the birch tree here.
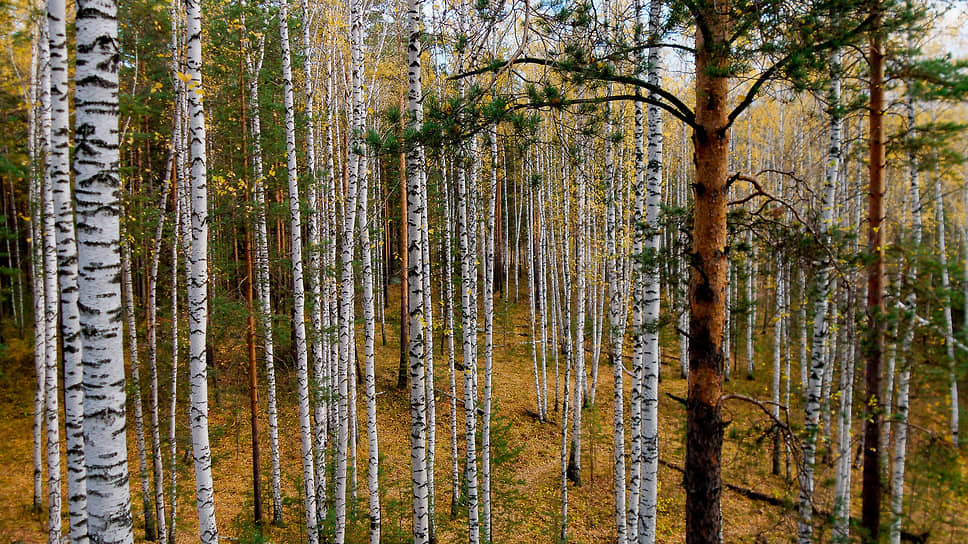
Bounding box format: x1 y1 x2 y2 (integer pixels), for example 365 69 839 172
39 22 62 544
637 1 663 537
183 0 219 535
405 0 430 540
240 2 283 524
890 89 923 544
797 49 841 544
278 2 318 540
46 0 87 537
74 0 135 537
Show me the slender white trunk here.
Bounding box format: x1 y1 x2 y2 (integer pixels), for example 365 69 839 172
934 164 959 446
47 0 88 537
627 51 646 540
442 158 462 514
799 268 808 394
481 126 498 542
169 188 181 542
889 93 923 544
567 164 587 485
183 0 218 535
74 0 135 538
637 1 662 535
797 49 841 544
559 209 573 542
772 266 783 475
832 288 856 542
299 1 328 523
39 23 62 544
422 143 437 542
455 78 480 544
240 12 283 526
121 231 157 541
406 1 430 540
603 0 627 534
29 62 46 508
146 163 172 544
358 149 382 544
279 3 319 540
745 228 755 380
527 189 544 421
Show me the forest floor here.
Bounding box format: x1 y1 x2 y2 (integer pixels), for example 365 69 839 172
1 285 967 543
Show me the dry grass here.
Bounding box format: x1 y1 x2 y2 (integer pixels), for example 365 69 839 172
1 286 966 543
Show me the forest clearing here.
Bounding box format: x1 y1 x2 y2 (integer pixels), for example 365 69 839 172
4 0 968 542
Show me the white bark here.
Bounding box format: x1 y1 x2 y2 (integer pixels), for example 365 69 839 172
121 232 156 540
299 1 328 525
146 167 171 544
442 158 461 515
39 22 62 544
358 149 382 544
772 266 783 476
934 164 959 446
422 140 437 542
481 126 499 542
279 3 319 540
47 0 88 537
74 0 135 538
627 42 646 538
832 289 856 543
183 0 218 535
406 1 430 540
29 62 46 508
240 7 283 524
455 77 480 544
797 50 841 544
567 162 588 485
169 186 181 541
605 0 627 534
637 2 662 536
889 90 923 544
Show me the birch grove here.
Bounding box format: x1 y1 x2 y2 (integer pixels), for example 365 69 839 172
5 1 968 544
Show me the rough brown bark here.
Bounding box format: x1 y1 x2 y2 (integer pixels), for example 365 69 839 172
862 2 885 541
685 7 730 544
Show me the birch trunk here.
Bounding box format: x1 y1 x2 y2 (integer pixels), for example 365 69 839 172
797 49 841 544
74 0 135 537
832 289 856 542
146 163 172 542
890 88 923 544
169 186 181 541
442 158 462 515
121 232 157 541
46 0 88 537
637 2 663 535
481 126 498 542
934 164 959 446
626 17 646 532
279 3 318 540
183 0 219 535
772 267 783 476
567 164 587 486
299 1 328 523
604 0 627 533
39 24 63 544
358 149 382 544
29 55 46 508
406 1 430 540
240 9 283 526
